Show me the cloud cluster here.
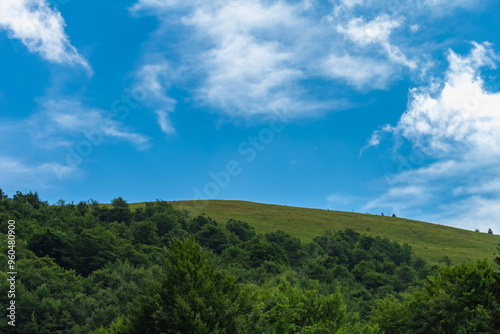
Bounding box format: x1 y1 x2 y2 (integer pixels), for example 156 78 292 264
130 0 421 119
0 0 91 72
365 42 500 232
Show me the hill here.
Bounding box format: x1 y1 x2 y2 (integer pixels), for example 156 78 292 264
128 200 500 265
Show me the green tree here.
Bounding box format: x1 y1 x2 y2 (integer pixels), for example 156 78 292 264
189 215 217 233
266 231 303 266
27 228 75 270
131 220 161 245
243 279 353 333
244 236 289 268
127 237 251 333
371 260 500 333
225 219 256 242
111 197 129 209
73 228 123 276
77 200 88 216
196 223 237 254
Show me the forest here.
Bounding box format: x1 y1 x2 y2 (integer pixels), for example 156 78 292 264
0 191 499 333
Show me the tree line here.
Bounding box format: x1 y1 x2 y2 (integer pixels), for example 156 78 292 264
0 191 499 333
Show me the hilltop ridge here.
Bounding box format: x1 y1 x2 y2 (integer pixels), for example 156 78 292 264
126 199 499 264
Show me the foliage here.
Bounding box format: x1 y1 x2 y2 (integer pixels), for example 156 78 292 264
0 192 498 333
370 260 500 333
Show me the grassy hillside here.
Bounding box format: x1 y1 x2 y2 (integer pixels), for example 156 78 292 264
129 200 500 265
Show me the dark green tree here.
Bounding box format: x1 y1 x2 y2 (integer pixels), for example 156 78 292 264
109 197 133 225
371 260 500 333
225 219 256 242
196 224 237 254
111 197 129 209
27 228 75 270
131 220 161 245
77 200 88 216
127 237 251 333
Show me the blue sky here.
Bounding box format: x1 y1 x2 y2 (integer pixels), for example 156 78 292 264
1 0 500 233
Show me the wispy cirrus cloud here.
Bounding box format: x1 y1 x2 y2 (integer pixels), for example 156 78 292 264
323 54 393 90
0 98 152 187
0 0 91 73
32 99 151 150
134 61 177 135
0 156 80 188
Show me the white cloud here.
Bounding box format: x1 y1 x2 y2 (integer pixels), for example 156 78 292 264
364 42 500 232
130 0 488 123
155 110 176 135
423 0 477 10
0 0 91 72
0 98 152 184
333 0 478 15
364 185 429 213
324 54 393 89
341 0 364 8
134 61 178 134
338 15 400 45
436 196 500 233
326 193 361 210
131 0 388 119
338 15 416 69
130 0 190 12
34 99 151 150
388 42 500 156
0 156 79 188
201 34 303 115
184 1 309 117
137 62 172 98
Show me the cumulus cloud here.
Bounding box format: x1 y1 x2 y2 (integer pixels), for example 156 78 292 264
0 0 91 72
387 42 500 156
364 42 500 232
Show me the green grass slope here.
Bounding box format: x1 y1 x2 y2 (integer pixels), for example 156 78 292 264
130 200 500 265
